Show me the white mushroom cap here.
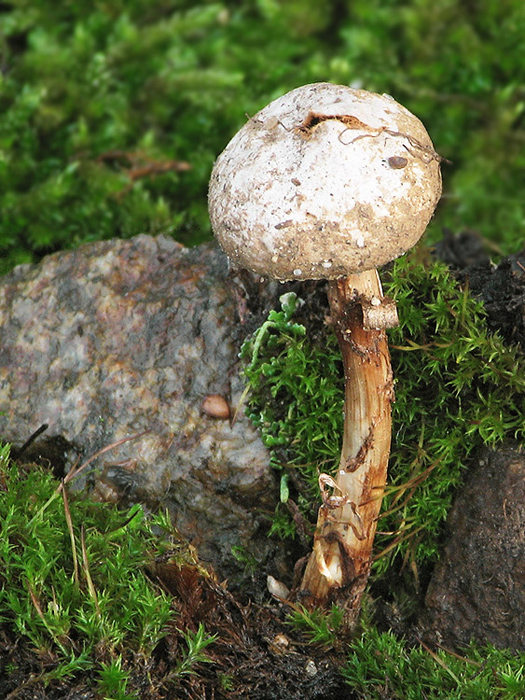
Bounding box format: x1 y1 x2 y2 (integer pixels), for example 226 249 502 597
209 83 442 281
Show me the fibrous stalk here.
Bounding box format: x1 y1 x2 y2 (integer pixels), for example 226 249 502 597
299 269 396 630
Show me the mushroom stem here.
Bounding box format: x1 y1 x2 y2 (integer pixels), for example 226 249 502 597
299 269 396 629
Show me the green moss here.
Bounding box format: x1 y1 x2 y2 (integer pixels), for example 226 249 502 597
0 443 216 696
240 292 342 539
241 257 525 571
287 604 344 646
1 0 524 273
285 601 525 697
343 627 525 699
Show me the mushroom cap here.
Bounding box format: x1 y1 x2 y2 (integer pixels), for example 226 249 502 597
208 82 442 281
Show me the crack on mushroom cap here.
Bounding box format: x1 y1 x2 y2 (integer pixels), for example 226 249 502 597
297 112 442 167
297 111 371 135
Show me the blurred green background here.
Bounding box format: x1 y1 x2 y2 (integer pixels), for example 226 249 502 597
1 0 524 274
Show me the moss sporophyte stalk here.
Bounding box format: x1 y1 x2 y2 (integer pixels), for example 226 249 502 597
241 255 525 586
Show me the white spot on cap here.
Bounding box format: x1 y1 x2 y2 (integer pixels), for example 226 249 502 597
293 269 302 276
348 231 365 248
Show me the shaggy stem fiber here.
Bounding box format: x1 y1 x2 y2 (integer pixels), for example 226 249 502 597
300 269 395 629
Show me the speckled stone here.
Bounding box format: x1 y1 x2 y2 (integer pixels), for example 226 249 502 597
0 235 278 580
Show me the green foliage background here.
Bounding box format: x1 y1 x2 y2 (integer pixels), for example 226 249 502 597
1 0 524 274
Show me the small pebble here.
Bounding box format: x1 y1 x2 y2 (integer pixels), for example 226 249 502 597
305 659 317 676
267 575 290 600
202 394 231 419
273 633 290 649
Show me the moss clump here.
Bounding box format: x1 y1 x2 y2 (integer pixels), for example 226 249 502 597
241 256 525 571
343 627 525 699
283 604 525 698
0 443 217 698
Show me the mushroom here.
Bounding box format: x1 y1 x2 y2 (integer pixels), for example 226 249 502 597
208 83 442 626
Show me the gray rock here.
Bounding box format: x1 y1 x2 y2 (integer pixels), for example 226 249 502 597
422 444 525 651
0 234 278 581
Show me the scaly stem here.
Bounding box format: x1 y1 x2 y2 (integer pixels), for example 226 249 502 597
299 269 395 630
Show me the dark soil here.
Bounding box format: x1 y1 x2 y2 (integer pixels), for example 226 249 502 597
0 555 351 700
421 444 525 652
433 228 525 349
151 557 351 700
